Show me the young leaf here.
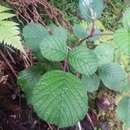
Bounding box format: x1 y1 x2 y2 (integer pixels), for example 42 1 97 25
79 0 104 21
40 35 68 61
94 44 114 66
68 45 98 76
17 64 45 101
0 5 24 52
29 70 88 128
99 63 126 91
81 74 100 92
23 23 49 52
73 23 88 38
117 96 130 128
114 28 130 55
122 7 130 29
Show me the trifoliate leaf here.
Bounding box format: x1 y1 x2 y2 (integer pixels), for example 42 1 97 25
30 70 88 128
94 44 114 65
99 63 126 91
68 45 98 76
81 74 100 92
79 0 104 21
117 96 130 128
40 35 68 61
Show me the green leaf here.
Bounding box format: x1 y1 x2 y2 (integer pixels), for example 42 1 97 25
18 64 45 101
79 0 104 21
81 74 100 92
50 25 67 42
99 63 126 91
122 7 130 29
0 5 24 52
29 70 88 128
114 28 130 55
118 76 130 93
40 35 68 61
94 44 114 65
0 12 15 21
68 45 98 76
23 23 49 52
0 5 11 12
73 24 88 38
117 96 130 128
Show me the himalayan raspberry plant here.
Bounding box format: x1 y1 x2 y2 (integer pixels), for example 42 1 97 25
18 0 130 129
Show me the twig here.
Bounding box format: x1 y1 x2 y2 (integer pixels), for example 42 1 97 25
79 32 113 43
6 49 16 64
0 49 17 77
77 122 82 130
47 123 53 130
87 113 95 130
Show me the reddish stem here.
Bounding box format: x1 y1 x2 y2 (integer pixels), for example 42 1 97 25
89 20 95 37
63 59 68 72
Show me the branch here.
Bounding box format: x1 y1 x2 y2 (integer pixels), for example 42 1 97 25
79 32 113 43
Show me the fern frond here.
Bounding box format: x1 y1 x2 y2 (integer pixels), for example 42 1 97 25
0 5 11 12
0 5 24 52
0 12 15 21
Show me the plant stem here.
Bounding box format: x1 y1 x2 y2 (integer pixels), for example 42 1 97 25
79 32 113 43
77 122 82 130
87 113 95 130
63 59 68 72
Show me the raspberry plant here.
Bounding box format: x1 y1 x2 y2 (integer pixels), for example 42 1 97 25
18 0 130 129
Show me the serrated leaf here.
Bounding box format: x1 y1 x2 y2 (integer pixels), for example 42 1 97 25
122 7 130 29
0 5 24 52
68 45 98 76
117 96 130 128
40 35 68 61
79 0 104 21
114 28 130 55
99 63 126 91
23 23 49 52
29 70 88 128
50 25 67 42
94 44 114 65
73 23 88 38
18 64 45 100
99 30 113 42
81 74 100 92
119 77 130 93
